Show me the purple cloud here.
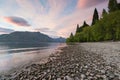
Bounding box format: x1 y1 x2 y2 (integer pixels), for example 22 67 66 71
0 27 14 34
4 16 30 26
77 0 106 9
35 28 50 32
35 28 57 34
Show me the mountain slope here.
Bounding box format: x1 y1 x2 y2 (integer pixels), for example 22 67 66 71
0 31 54 42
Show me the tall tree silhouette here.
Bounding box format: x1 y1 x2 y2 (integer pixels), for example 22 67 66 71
70 33 73 37
78 21 89 32
118 3 120 9
92 8 99 25
108 0 118 12
76 24 79 33
69 33 74 42
83 21 89 27
102 9 108 17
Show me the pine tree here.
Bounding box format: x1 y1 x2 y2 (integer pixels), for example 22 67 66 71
83 21 89 27
102 9 108 17
92 8 99 25
76 24 79 33
70 33 73 38
108 0 118 12
118 3 120 10
78 21 89 32
69 33 74 42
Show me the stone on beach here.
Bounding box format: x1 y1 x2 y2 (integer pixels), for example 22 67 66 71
1 42 120 80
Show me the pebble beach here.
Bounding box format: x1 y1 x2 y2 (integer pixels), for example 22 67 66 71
1 42 120 80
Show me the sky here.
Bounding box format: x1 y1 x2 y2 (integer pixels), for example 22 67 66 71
0 0 120 38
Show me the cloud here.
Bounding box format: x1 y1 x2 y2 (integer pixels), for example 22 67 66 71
35 28 57 33
0 27 14 34
35 28 50 32
48 0 69 17
4 16 30 26
77 0 106 9
0 0 109 37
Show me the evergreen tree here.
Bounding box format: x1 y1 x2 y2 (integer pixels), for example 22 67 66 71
118 3 120 9
78 21 89 32
108 0 118 12
69 33 74 42
102 9 108 17
70 33 73 38
83 21 89 27
67 1 120 43
76 24 79 33
66 33 74 42
92 8 99 25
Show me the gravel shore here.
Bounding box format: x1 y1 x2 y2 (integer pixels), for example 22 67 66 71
80 42 120 68
1 42 120 80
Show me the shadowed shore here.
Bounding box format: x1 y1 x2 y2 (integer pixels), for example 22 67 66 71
1 43 120 80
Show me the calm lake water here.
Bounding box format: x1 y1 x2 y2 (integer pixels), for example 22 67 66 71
0 42 65 73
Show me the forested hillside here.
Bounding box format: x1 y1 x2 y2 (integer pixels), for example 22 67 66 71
66 0 120 42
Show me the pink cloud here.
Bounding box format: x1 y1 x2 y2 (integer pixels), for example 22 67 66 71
56 1 108 37
77 0 105 9
4 16 30 26
48 0 68 17
0 0 110 38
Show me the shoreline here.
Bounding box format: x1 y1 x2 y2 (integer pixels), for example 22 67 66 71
1 42 120 80
80 42 120 68
0 44 66 78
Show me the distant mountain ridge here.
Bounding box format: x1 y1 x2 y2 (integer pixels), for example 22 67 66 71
53 37 66 42
0 31 66 43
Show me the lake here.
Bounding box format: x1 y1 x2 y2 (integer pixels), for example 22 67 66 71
0 42 66 73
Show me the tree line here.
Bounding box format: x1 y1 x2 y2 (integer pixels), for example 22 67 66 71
66 0 120 42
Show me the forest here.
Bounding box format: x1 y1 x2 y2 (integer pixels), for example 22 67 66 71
66 0 120 42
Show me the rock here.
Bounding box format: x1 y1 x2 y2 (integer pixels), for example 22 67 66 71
81 74 85 79
65 76 73 80
109 73 115 79
100 70 106 74
2 44 119 80
74 77 79 80
57 78 61 80
102 75 108 80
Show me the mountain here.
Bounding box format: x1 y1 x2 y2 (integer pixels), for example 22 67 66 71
53 37 66 42
0 31 66 43
0 31 55 42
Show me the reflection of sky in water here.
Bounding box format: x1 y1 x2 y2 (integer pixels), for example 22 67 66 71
0 42 65 72
0 54 12 70
0 42 51 50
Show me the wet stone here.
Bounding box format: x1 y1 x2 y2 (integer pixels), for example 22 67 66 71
1 45 120 80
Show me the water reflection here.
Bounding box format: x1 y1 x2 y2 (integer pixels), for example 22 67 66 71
0 42 51 50
0 42 65 73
